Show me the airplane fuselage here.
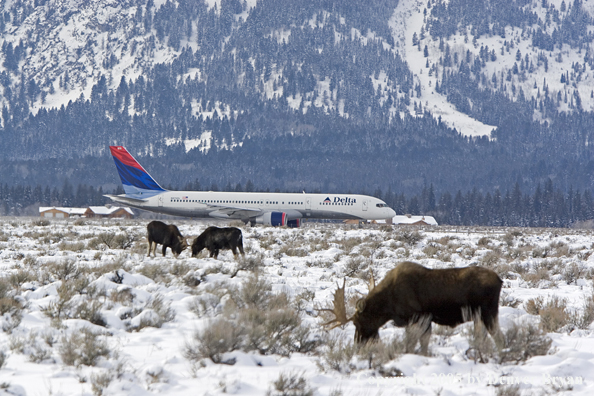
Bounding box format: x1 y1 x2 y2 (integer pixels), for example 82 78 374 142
109 190 394 222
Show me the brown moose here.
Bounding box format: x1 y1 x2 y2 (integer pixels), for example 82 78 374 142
323 261 504 355
191 226 245 259
146 220 188 258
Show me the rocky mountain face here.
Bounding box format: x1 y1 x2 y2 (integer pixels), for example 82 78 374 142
2 0 594 196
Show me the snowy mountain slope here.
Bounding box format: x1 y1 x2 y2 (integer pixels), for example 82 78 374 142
390 0 497 137
397 0 594 133
1 0 185 115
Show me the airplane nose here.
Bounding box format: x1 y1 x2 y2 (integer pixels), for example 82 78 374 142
388 208 396 217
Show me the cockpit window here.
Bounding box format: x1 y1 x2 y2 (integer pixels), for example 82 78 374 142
376 203 388 208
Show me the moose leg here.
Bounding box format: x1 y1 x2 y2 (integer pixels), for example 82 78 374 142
405 315 432 355
147 241 153 257
162 245 168 257
486 318 505 350
419 320 432 356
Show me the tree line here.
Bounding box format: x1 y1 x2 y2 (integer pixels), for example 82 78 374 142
380 179 594 228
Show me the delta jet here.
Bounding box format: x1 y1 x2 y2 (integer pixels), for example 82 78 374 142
105 146 396 226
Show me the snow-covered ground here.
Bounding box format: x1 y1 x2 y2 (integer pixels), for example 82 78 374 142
1 217 594 395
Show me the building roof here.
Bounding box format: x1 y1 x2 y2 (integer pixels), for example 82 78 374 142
87 206 134 215
392 215 438 226
39 207 87 215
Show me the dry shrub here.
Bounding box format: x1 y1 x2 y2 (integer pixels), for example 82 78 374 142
138 263 170 284
42 279 77 326
316 333 404 374
92 257 131 277
32 219 51 227
185 275 314 364
532 246 550 258
503 231 521 247
394 230 422 246
496 385 521 396
477 236 491 247
110 287 135 306
59 328 111 367
522 266 552 288
58 241 86 252
549 241 570 257
344 256 367 277
278 235 308 257
336 237 363 254
499 291 522 308
499 321 552 363
267 371 314 396
562 262 584 285
90 372 112 396
422 243 440 258
47 258 81 281
75 300 107 327
9 268 35 289
0 277 24 332
183 317 243 364
572 292 594 330
316 334 357 373
479 250 502 268
129 294 175 331
536 296 569 333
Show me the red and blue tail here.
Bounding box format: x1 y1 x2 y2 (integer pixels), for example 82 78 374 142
109 146 165 197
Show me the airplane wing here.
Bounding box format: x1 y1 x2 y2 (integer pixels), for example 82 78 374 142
206 204 262 220
104 194 148 205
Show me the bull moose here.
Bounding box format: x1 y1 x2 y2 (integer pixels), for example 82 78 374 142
146 221 188 258
323 261 504 355
191 226 245 259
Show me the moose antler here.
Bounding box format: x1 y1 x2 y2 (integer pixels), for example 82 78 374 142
320 278 352 329
368 268 376 291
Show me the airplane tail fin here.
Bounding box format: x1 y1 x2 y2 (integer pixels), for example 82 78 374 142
109 146 165 197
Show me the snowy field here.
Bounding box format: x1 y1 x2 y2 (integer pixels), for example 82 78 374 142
1 217 594 396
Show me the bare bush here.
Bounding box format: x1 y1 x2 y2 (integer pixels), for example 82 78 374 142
47 259 81 281
477 237 491 247
344 256 367 277
183 317 243 364
479 250 502 268
572 292 594 330
57 241 86 252
531 296 569 333
90 372 112 396
267 371 314 396
138 263 170 284
317 332 404 374
129 294 176 331
393 230 423 246
185 275 314 364
59 328 111 367
316 334 357 373
499 321 552 363
0 277 24 332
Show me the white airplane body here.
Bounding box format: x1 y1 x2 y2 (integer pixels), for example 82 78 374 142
106 146 396 226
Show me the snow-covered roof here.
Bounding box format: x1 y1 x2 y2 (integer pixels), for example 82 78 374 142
392 215 438 226
87 206 134 215
39 207 87 215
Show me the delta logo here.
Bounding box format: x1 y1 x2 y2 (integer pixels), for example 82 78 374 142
324 196 357 204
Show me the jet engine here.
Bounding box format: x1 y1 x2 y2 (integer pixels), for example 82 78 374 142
254 212 287 226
